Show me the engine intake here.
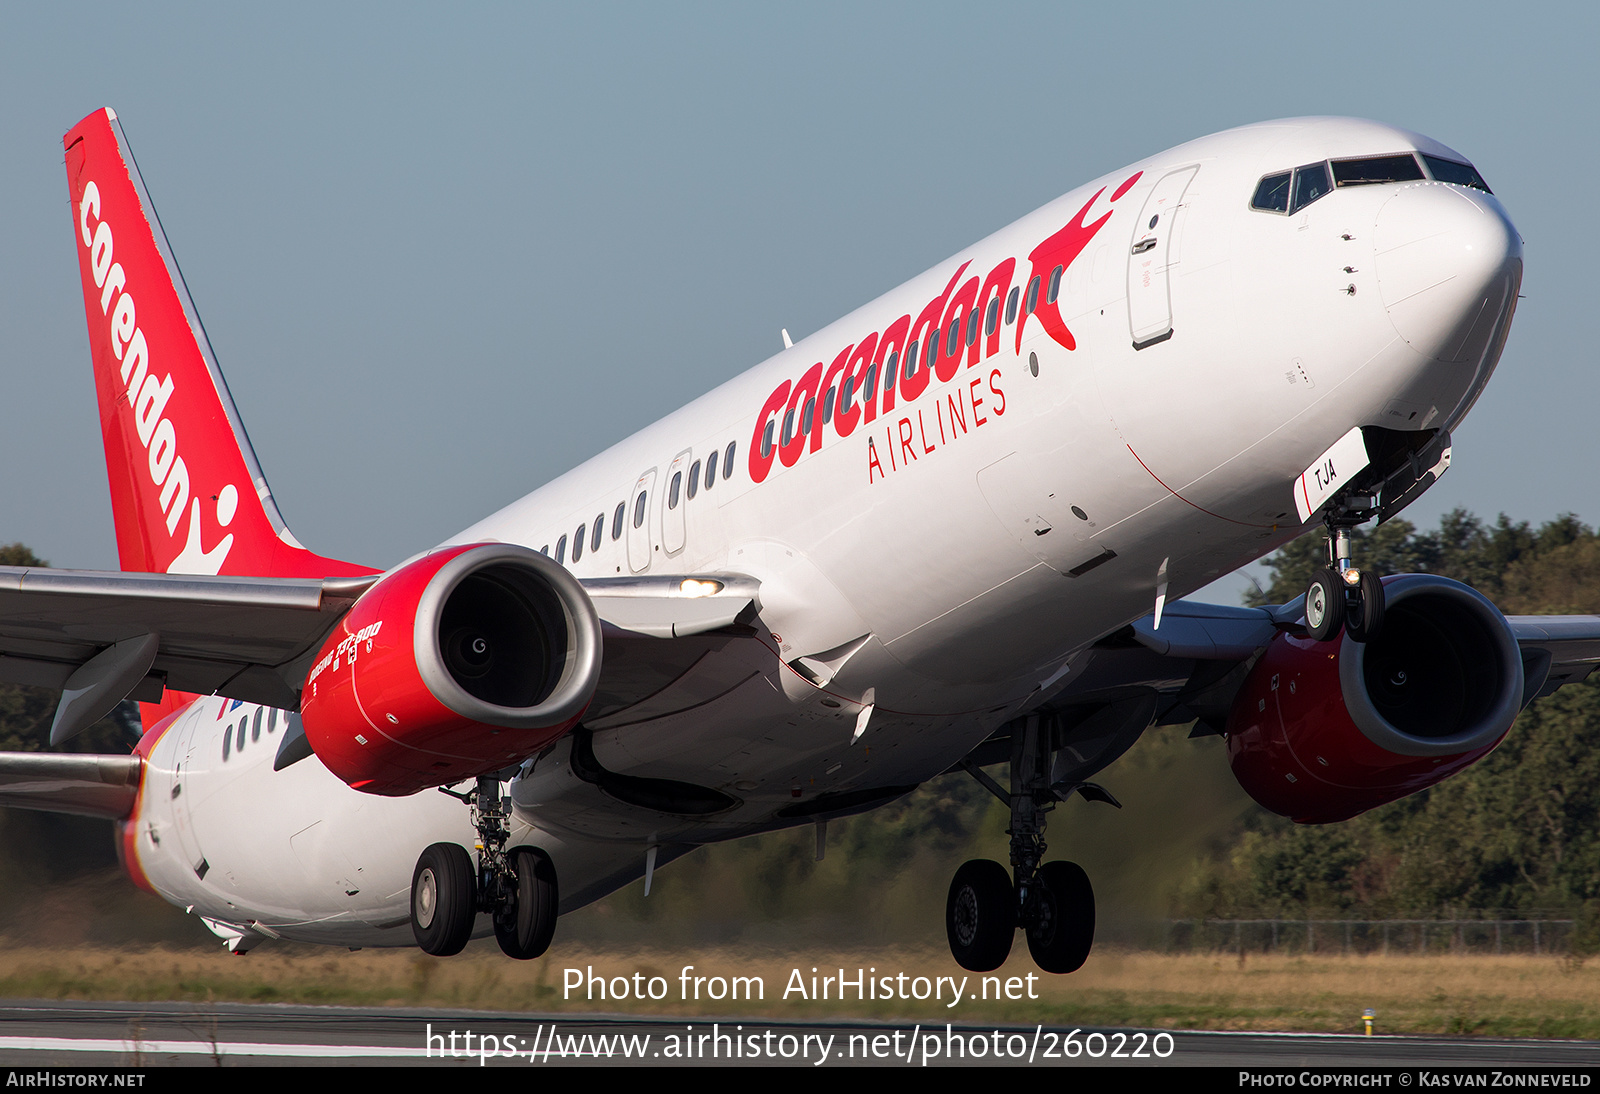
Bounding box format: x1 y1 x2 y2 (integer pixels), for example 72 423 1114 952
301 543 601 796
1227 574 1524 823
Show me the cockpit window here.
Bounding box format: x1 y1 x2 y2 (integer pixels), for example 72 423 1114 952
1290 162 1331 213
1253 149 1468 216
1421 153 1492 193
1251 172 1291 213
1331 153 1424 187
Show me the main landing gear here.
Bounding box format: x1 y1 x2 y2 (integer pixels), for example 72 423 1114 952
411 776 558 960
949 716 1117 974
1304 494 1386 644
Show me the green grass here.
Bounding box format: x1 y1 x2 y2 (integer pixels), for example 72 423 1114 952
0 942 1594 1038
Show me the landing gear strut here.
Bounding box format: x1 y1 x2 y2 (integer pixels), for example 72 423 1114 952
1305 494 1386 644
950 716 1115 974
410 775 559 960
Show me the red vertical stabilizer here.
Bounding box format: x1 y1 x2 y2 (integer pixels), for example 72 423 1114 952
63 109 377 731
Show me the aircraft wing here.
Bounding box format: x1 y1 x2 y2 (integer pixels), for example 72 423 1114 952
1007 596 1600 786
1505 615 1600 698
0 565 759 740
1123 598 1600 696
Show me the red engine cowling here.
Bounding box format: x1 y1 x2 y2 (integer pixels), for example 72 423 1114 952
300 542 601 796
1227 574 1525 823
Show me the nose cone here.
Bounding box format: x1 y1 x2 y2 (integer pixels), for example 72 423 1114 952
1374 184 1522 363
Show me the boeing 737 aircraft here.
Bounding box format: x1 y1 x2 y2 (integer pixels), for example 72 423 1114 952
1 108 1595 973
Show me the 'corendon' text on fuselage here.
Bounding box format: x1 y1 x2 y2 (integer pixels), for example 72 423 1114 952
746 170 1142 486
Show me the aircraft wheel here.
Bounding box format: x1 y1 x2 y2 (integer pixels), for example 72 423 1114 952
1305 569 1345 642
1026 860 1095 974
1344 572 1386 643
494 846 559 960
412 842 476 957
947 859 1014 972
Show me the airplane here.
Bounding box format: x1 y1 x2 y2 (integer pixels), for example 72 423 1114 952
1 106 1596 974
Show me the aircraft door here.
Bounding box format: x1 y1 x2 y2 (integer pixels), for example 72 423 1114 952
662 450 691 556
626 469 657 573
1126 166 1198 349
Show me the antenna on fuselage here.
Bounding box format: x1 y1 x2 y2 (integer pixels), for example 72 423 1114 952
781 328 793 350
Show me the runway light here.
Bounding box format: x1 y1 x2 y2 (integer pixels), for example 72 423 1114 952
1363 1007 1376 1036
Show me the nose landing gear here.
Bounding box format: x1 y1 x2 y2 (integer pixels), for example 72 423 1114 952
1305 496 1386 643
410 775 559 960
948 716 1116 973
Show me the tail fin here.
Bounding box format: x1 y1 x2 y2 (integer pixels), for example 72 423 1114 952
62 109 374 581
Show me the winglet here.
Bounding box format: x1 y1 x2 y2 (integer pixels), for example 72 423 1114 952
62 109 374 581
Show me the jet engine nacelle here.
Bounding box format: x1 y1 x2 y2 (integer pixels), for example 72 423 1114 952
300 543 601 796
1226 574 1525 823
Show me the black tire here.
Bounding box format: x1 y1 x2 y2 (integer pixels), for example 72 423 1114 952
1345 571 1386 643
1305 569 1345 642
947 859 1014 972
412 842 476 957
1026 860 1095 974
494 846 559 960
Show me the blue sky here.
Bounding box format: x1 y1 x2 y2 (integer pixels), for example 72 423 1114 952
1 2 1593 601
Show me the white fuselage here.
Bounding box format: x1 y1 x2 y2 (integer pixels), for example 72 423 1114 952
125 118 1522 946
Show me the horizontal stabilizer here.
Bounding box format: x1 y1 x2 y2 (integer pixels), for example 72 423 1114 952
0 753 142 819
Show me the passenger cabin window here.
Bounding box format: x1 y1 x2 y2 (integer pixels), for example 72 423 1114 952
985 295 1000 336
801 396 815 435
704 451 718 491
1290 162 1332 213
945 317 961 356
633 491 647 528
1024 275 1041 315
924 336 938 372
1005 286 1020 324
540 544 550 555
252 708 263 742
591 517 603 552
965 308 980 346
1047 264 1064 305
573 524 585 561
688 460 701 499
668 472 682 509
723 441 736 479
1251 171 1291 213
612 502 625 539
556 535 568 565
761 418 775 457
1421 154 1492 193
822 386 835 425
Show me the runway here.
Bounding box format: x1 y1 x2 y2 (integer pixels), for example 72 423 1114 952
0 1000 1594 1067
